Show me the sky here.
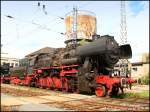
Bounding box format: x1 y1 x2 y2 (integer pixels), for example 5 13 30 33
1 1 149 62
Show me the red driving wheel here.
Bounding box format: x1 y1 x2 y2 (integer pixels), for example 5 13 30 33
95 85 106 97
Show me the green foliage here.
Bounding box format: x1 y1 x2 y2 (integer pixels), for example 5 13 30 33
140 74 149 85
113 91 149 99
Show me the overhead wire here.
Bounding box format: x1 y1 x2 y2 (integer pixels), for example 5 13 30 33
2 2 67 46
37 3 66 35
23 16 65 37
2 15 64 47
39 2 65 20
31 2 41 22
30 2 66 33
3 14 65 38
1 16 20 41
2 2 90 38
2 15 31 37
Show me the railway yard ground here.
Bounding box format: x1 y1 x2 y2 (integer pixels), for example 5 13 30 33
1 84 149 111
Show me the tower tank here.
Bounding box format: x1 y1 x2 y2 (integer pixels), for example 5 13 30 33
65 10 97 42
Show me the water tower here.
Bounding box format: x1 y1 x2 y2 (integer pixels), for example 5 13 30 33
65 8 97 47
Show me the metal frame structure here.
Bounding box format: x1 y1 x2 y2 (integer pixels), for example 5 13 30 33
119 1 130 76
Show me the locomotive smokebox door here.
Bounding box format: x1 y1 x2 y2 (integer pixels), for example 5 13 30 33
119 44 132 59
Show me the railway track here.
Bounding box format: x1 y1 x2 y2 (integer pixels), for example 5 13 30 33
43 95 149 111
1 84 149 111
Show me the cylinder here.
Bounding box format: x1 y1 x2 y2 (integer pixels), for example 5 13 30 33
65 10 97 41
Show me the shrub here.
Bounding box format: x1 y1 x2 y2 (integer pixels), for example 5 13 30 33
140 74 149 85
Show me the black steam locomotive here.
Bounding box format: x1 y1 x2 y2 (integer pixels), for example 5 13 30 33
1 35 134 97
